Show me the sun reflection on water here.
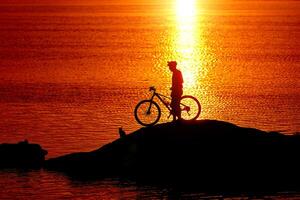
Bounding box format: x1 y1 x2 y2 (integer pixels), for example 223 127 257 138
174 0 203 91
170 0 217 120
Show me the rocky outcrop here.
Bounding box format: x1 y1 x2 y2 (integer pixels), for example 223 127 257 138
45 120 300 190
0 140 47 169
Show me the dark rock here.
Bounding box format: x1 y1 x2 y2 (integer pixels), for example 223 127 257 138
0 140 47 169
45 120 300 190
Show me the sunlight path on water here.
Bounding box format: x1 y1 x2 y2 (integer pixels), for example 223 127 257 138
171 0 216 120
175 0 202 90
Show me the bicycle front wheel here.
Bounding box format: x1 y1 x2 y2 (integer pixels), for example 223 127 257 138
134 100 161 126
180 95 201 121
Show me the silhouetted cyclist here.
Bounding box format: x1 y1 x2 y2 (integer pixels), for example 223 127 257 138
168 61 183 122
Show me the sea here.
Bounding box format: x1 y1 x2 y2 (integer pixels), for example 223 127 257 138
0 0 299 199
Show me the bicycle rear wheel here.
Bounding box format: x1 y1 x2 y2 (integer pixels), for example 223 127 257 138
180 95 201 121
134 100 161 126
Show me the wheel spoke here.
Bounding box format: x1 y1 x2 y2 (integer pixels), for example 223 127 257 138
134 100 161 126
180 96 201 121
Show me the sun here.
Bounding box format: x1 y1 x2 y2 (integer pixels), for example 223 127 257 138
176 0 196 18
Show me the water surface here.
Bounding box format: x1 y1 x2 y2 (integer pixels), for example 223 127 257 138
0 0 299 198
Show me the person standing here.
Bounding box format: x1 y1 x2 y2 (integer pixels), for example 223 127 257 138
168 61 184 122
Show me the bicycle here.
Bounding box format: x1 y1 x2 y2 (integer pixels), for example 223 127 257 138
134 86 201 126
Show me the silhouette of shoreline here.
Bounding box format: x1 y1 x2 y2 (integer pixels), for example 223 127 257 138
0 140 47 168
2 120 300 191
44 120 300 191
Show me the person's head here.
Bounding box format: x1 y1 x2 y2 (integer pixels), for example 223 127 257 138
168 61 177 72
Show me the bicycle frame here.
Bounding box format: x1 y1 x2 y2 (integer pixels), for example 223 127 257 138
134 86 201 126
149 91 172 112
148 87 190 113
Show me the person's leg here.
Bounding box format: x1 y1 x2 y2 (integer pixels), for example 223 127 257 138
170 99 177 122
171 90 182 122
174 97 181 120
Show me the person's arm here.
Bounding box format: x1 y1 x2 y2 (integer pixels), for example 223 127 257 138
180 71 184 84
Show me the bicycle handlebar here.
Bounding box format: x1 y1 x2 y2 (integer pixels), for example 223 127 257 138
149 86 156 92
